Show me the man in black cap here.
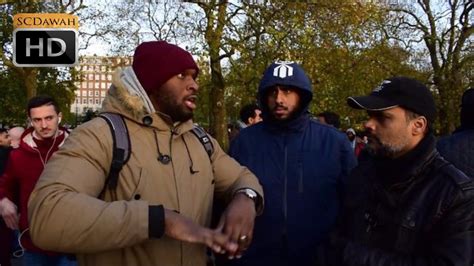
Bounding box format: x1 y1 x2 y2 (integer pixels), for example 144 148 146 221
316 77 474 266
437 88 474 178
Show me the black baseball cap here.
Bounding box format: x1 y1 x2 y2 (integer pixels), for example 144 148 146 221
347 76 436 122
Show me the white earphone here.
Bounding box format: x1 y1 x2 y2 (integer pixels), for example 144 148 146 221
58 117 62 124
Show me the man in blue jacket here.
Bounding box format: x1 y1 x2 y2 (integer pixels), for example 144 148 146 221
227 61 357 265
437 88 474 178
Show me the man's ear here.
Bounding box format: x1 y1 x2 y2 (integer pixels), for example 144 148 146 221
412 116 427 136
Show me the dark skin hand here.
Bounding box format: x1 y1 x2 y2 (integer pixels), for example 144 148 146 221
164 209 238 254
216 193 257 259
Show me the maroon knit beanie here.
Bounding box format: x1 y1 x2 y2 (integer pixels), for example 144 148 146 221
132 41 199 94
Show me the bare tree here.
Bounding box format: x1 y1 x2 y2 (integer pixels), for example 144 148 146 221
388 0 473 134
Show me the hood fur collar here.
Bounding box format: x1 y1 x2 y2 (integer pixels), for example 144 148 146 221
102 67 155 121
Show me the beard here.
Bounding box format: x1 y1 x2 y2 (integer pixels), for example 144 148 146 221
269 104 302 122
155 90 194 122
365 134 408 158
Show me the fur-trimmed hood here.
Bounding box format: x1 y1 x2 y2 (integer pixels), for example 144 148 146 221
101 67 154 121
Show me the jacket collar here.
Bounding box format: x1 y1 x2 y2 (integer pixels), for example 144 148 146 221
373 134 437 189
262 112 310 134
19 127 69 152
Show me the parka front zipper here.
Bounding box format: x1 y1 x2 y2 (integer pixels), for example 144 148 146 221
282 135 288 248
169 126 183 266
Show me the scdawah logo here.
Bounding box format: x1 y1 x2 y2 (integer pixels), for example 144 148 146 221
13 13 79 29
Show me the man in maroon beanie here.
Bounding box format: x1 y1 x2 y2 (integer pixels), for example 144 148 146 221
28 41 264 266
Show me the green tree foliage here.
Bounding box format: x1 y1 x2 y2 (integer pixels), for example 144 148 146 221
225 1 427 131
96 0 430 147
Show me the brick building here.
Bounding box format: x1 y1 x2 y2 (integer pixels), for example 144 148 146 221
71 56 132 114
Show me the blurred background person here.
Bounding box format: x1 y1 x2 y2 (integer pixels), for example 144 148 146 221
316 111 340 129
230 103 263 142
437 88 474 178
0 127 12 266
8 127 25 149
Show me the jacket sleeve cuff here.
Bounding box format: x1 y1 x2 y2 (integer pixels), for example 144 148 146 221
148 205 165 238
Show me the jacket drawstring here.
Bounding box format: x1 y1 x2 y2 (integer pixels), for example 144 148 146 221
153 130 171 164
182 135 198 174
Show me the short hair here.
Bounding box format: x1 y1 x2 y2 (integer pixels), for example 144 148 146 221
317 111 340 129
27 95 60 117
239 104 261 125
0 128 7 134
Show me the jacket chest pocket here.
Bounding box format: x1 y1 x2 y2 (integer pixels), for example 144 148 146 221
101 167 148 202
363 203 422 253
394 210 420 253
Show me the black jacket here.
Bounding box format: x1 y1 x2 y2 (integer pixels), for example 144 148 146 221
317 135 474 266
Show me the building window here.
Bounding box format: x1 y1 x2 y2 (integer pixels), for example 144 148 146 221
75 99 80 104
88 74 93 80
89 99 93 104
88 91 93 96
95 83 100 89
101 74 106 80
82 99 87 104
101 91 106 97
95 99 100 105
81 91 87 97
95 91 99 96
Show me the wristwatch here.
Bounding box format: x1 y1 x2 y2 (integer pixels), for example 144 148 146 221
235 188 258 202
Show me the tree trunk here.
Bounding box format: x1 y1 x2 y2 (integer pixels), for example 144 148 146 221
24 68 38 100
208 47 228 150
437 81 455 135
200 0 229 150
436 70 462 135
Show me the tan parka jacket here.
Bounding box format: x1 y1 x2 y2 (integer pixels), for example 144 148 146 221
28 68 263 266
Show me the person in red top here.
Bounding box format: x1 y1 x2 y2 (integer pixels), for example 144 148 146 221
0 96 75 266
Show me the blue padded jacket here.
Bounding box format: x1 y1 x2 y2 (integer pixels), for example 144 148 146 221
228 61 357 265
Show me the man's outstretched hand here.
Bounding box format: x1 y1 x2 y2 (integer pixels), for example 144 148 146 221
163 209 238 254
216 193 257 259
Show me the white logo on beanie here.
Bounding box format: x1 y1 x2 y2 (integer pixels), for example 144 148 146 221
373 80 391 92
273 61 294 78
